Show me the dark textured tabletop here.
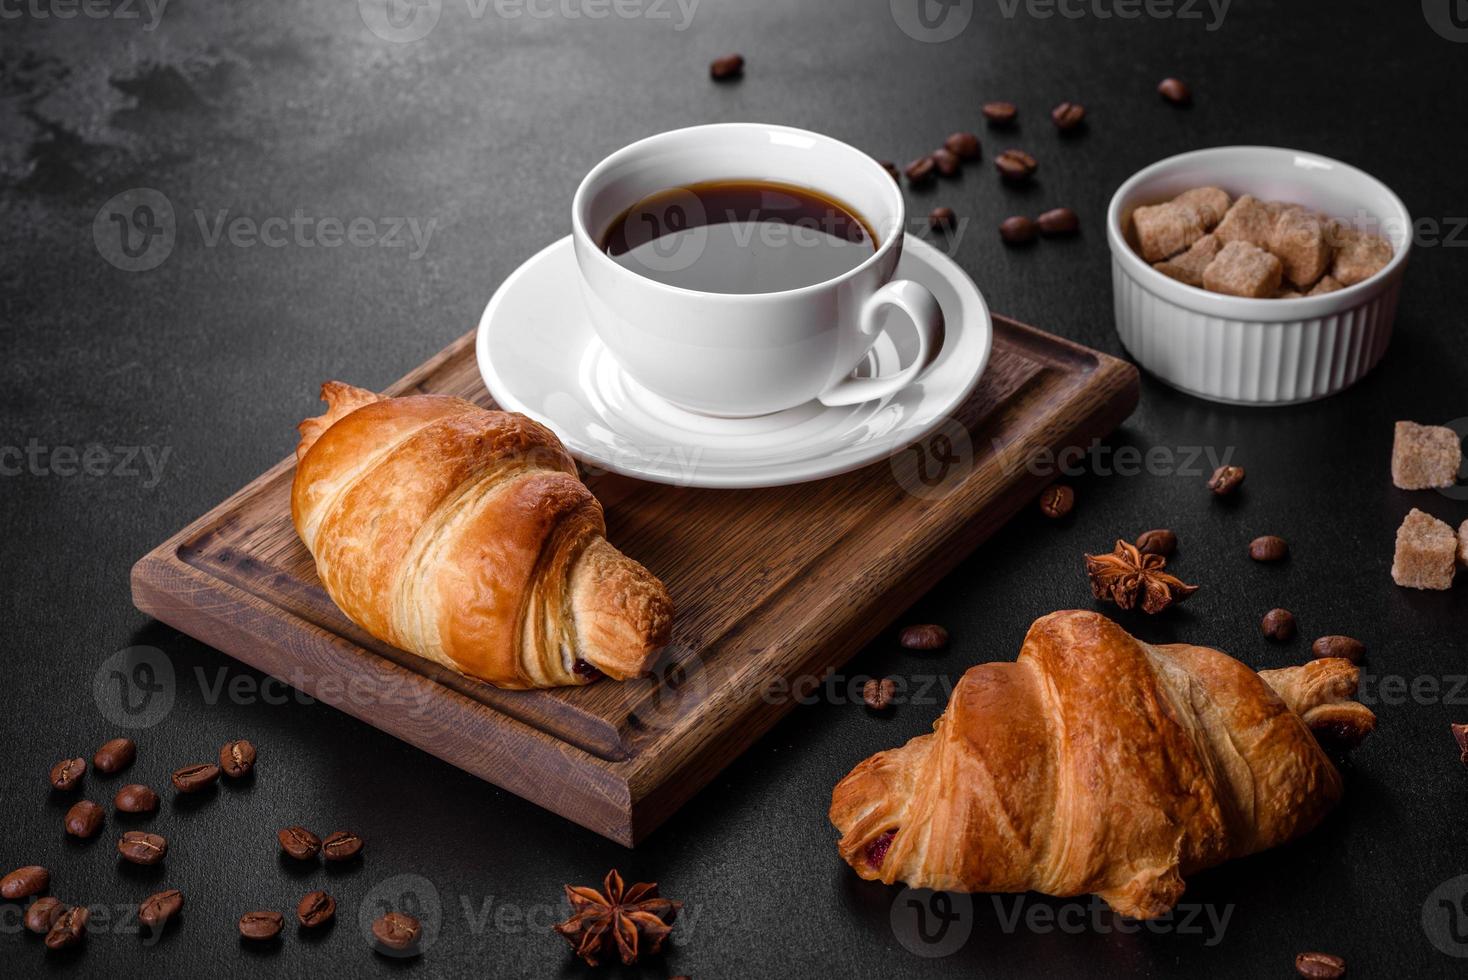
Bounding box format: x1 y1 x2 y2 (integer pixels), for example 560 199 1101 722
4 0 1468 976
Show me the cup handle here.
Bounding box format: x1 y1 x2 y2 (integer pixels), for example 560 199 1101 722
816 279 944 407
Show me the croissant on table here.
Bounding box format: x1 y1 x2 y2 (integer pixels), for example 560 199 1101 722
291 382 672 690
830 610 1375 919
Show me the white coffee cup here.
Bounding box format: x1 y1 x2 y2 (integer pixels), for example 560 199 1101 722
571 123 944 417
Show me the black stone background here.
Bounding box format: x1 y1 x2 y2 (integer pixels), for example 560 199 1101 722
3 0 1468 976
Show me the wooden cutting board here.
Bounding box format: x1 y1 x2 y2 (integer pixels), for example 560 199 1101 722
131 316 1138 845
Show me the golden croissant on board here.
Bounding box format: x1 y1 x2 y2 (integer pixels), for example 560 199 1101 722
291 382 672 690
830 610 1374 919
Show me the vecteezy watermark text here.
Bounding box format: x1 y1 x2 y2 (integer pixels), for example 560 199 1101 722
995 438 1238 480
0 0 168 31
359 0 700 44
994 0 1230 31
0 440 171 487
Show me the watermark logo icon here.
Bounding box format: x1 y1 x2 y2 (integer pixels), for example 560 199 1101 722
1424 0 1468 41
360 0 442 43
93 646 175 729
620 187 708 276
890 0 973 42
361 873 443 956
890 888 973 957
1423 874 1468 957
628 645 710 732
93 188 175 272
890 417 973 500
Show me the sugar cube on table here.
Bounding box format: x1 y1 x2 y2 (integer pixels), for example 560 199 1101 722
1460 520 1468 569
1153 234 1220 287
1307 274 1343 296
1202 240 1282 298
1214 195 1277 249
1268 208 1332 288
1392 508 1458 591
1329 225 1394 285
1133 201 1206 261
1392 420 1463 489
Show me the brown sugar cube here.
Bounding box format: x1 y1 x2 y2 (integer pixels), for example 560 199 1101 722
1274 286 1305 299
1307 274 1343 296
1132 201 1206 261
1153 233 1220 286
1459 519 1468 569
1214 195 1277 249
1392 420 1463 489
1330 226 1393 285
1268 207 1333 287
1201 240 1283 298
1173 187 1232 229
1392 508 1458 590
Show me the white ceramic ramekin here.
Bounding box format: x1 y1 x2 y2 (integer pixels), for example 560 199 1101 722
1106 146 1412 405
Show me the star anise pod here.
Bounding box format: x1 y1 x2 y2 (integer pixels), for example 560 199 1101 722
1085 539 1199 614
552 869 681 967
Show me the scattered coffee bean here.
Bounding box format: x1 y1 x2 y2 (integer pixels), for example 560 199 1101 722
1051 101 1085 131
1208 464 1245 495
1158 77 1192 105
932 147 960 177
239 910 284 941
1 865 49 899
139 889 184 929
1294 951 1346 979
1262 608 1297 642
879 160 900 182
905 155 936 185
171 763 221 793
115 784 159 814
25 897 65 934
863 678 896 711
995 148 1037 181
899 624 949 651
1452 723 1468 764
117 831 167 865
1000 215 1037 244
1312 635 1365 664
219 740 256 779
65 800 104 839
982 101 1017 126
709 53 743 81
372 911 422 953
1249 535 1289 562
1038 484 1075 519
1135 529 1177 557
322 830 364 862
50 758 85 792
944 131 980 161
45 905 88 951
93 737 136 774
928 207 957 232
297 890 336 928
278 826 321 860
1037 207 1079 237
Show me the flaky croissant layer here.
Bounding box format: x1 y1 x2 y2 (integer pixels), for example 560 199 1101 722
291 382 672 689
830 610 1374 919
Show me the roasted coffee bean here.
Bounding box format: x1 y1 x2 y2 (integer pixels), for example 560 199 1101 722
139 889 184 929
117 831 167 865
114 783 159 814
1208 464 1245 495
1158 77 1192 105
879 160 900 182
995 149 1037 181
1037 207 1079 236
982 101 1017 126
297 890 336 928
944 131 981 161
322 831 364 862
709 53 744 81
219 739 256 778
1312 635 1365 664
1038 484 1075 519
863 678 896 711
928 207 957 232
932 147 960 177
1249 535 1289 562
905 155 936 185
65 800 104 839
45 905 88 950
1 865 49 899
372 912 422 952
999 215 1037 244
50 758 85 792
171 763 221 793
239 910 284 941
1294 951 1346 979
1051 101 1086 130
278 826 321 860
93 737 136 774
899 624 949 651
25 897 65 934
1262 608 1297 642
1135 529 1178 557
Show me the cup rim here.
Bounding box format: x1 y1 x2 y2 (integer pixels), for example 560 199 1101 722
571 122 905 301
1105 145 1412 320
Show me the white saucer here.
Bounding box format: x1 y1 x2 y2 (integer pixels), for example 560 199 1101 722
476 234 992 488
